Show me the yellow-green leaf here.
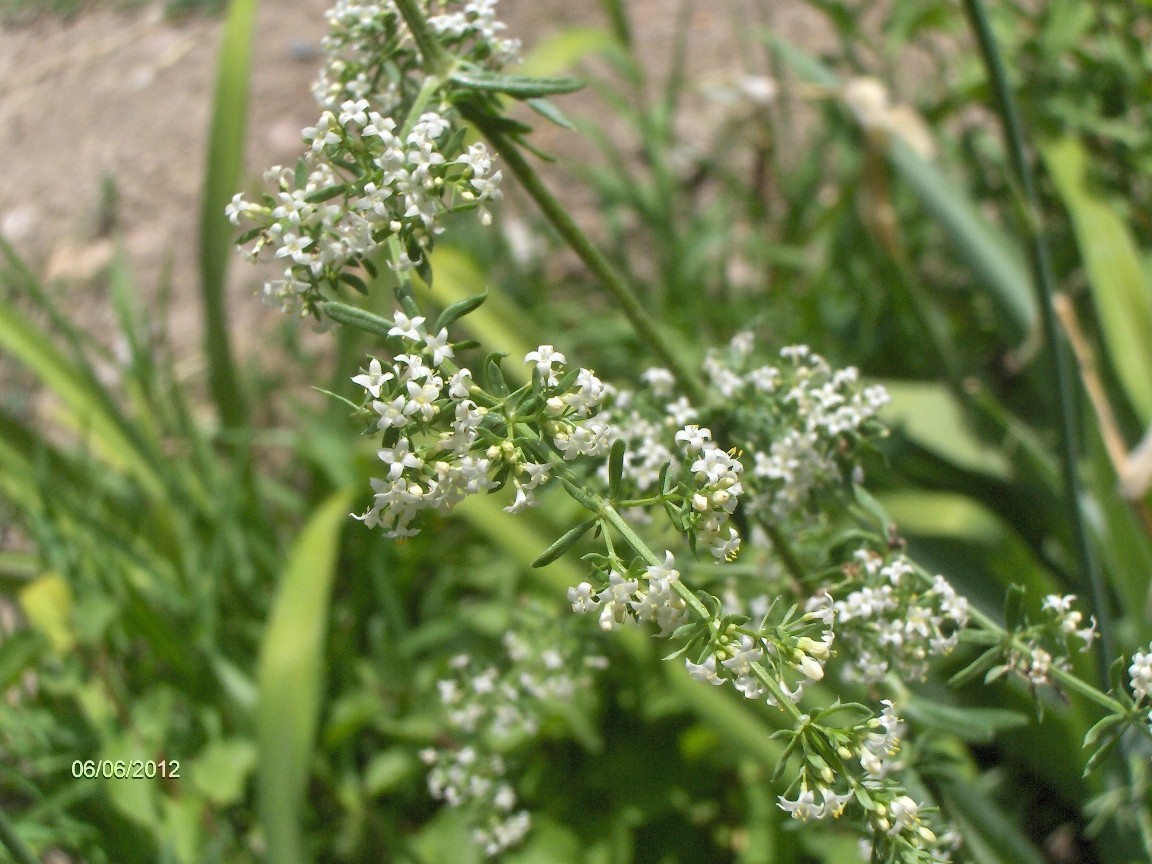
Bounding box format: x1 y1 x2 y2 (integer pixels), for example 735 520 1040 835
257 491 353 864
18 573 74 654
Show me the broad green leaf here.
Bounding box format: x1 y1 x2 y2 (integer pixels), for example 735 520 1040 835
880 380 1011 477
198 0 258 428
190 738 257 806
1042 137 1152 423
102 734 161 830
257 491 353 864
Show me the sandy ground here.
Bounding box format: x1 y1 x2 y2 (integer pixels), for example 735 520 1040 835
0 0 830 362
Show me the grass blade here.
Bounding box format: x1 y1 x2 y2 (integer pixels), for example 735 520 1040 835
256 491 353 864
1042 137 1152 424
199 0 259 430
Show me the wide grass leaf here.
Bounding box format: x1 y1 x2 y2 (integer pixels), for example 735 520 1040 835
257 490 353 864
1042 137 1152 424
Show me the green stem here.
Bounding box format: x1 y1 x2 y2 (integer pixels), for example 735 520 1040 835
460 106 710 408
0 807 39 864
392 0 449 75
961 0 1114 678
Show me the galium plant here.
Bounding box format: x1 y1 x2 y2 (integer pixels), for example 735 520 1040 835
224 0 1152 860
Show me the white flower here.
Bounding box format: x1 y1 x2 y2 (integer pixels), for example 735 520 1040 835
567 582 598 614
777 786 824 820
352 358 393 398
389 312 425 340
1130 648 1152 702
423 327 455 365
525 345 566 383
685 655 725 686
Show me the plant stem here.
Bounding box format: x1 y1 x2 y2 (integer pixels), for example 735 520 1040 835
392 0 449 75
0 807 39 864
961 0 1115 675
461 107 710 408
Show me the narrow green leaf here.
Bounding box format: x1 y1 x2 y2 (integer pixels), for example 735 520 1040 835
0 298 164 499
904 697 1029 743
451 70 585 98
531 519 597 568
198 0 258 429
304 184 346 203
526 97 577 130
1042 137 1152 423
320 301 393 339
947 645 1004 688
257 491 353 864
434 288 488 332
1004 583 1026 631
767 35 1037 340
608 439 626 499
338 272 370 296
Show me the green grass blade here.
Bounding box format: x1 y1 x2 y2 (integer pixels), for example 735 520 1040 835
256 490 353 864
0 298 164 499
1042 137 1152 424
766 34 1038 340
199 0 258 430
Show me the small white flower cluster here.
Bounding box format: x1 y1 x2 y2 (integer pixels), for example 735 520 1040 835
832 550 969 683
421 621 595 856
567 551 689 635
229 108 501 315
315 0 519 112
1040 594 1099 649
351 312 502 536
1130 646 1152 705
996 595 1098 689
682 592 836 706
776 701 953 864
612 336 888 540
744 343 889 522
231 0 515 315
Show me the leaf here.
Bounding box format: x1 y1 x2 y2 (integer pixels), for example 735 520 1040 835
18 573 74 654
198 0 258 429
526 97 577 130
320 301 392 339
519 26 617 77
608 439 626 499
947 645 1004 688
0 297 164 499
1042 137 1152 423
766 35 1037 341
190 738 258 806
531 519 597 568
434 288 488 332
451 70 585 98
1004 583 1026 631
363 749 418 796
304 184 346 203
257 491 353 864
0 629 46 691
903 697 1029 743
338 272 370 296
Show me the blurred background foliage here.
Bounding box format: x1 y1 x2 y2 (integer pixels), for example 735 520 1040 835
2 0 1152 862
